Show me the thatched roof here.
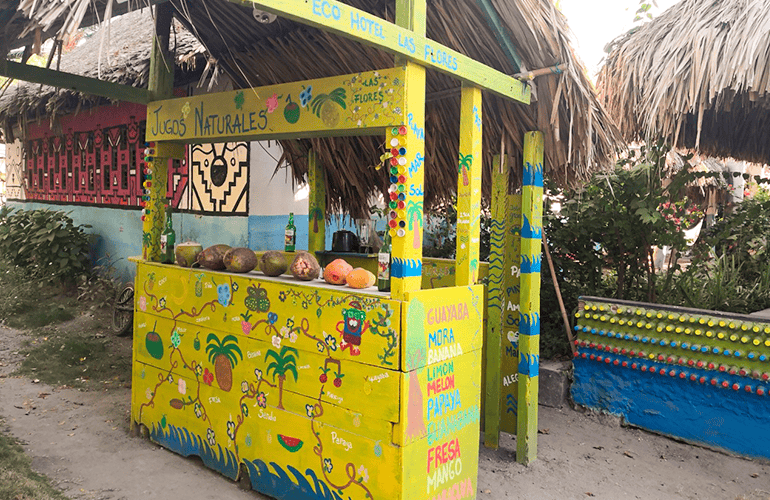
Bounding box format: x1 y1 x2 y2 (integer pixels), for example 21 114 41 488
7 0 622 217
0 8 205 125
598 0 770 166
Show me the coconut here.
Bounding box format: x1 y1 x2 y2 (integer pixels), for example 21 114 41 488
197 244 231 270
175 241 203 267
259 251 289 277
223 247 258 273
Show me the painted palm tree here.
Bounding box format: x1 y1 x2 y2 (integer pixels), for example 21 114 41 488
406 199 423 250
206 334 243 392
458 152 473 187
309 207 323 234
264 346 299 410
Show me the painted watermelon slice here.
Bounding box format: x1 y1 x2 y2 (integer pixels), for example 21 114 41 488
277 434 304 453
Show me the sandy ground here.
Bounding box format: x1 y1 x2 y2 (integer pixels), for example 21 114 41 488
1 324 769 500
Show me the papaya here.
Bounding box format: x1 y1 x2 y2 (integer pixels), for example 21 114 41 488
324 258 353 285
346 268 376 289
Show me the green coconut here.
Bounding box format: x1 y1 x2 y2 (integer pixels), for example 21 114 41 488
175 241 203 267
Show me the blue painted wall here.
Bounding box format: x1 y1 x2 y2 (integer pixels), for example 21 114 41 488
7 201 390 280
572 352 770 459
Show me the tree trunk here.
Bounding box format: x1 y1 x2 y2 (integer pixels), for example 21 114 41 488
277 375 285 410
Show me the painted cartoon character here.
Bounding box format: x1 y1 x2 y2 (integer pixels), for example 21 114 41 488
337 301 369 356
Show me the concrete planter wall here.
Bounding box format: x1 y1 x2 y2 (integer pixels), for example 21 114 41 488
571 296 770 459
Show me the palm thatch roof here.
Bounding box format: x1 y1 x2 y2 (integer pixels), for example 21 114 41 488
6 0 622 217
597 0 770 166
0 8 205 127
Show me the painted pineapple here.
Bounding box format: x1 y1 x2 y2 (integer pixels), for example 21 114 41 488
195 274 204 297
244 284 270 313
205 334 243 392
311 87 346 128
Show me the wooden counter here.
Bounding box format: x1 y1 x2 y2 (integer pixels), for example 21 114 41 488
130 258 484 499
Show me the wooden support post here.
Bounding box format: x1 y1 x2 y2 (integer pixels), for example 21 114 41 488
500 167 522 435
516 131 544 465
484 153 508 448
307 149 326 254
142 2 176 262
390 0 426 300
455 84 483 286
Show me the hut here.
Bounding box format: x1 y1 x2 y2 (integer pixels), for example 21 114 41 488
597 0 770 165
8 0 622 220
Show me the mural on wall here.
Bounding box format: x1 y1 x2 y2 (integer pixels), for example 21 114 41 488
6 103 249 215
187 142 249 214
5 139 24 200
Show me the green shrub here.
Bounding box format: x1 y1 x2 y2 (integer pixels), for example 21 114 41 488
0 207 93 282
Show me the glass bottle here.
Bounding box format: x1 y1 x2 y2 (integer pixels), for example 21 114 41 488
377 229 391 292
160 202 175 264
284 212 296 252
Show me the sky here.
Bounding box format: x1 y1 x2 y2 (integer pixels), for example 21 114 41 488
558 0 680 80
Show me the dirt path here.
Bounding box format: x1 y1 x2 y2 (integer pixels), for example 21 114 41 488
1 323 769 500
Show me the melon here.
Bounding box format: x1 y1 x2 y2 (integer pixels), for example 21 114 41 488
290 251 321 281
277 434 304 453
223 247 258 273
324 258 353 285
346 268 376 289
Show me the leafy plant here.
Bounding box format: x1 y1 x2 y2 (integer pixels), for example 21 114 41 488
0 207 93 283
265 346 299 410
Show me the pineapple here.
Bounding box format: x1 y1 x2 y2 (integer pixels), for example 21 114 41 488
311 87 346 128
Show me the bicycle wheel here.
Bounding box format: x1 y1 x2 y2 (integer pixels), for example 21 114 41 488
112 283 135 337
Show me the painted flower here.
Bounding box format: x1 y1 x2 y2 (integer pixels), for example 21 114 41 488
382 101 389 109
203 368 214 385
207 428 216 447
272 335 282 349
232 282 239 292
394 107 402 115
268 312 278 324
194 402 203 418
301 301 309 309
279 291 287 302
300 86 313 106
317 341 325 353
138 296 147 312
182 102 191 118
324 458 333 473
327 337 337 351
266 93 279 113
289 331 298 344
227 420 236 440
393 77 400 86
171 331 181 348
280 326 290 338
254 368 262 381
167 374 174 384
305 404 315 418
178 378 186 395
159 298 167 308
145 388 153 400
257 392 267 408
241 380 250 394
195 363 203 376
358 465 369 483
286 317 295 329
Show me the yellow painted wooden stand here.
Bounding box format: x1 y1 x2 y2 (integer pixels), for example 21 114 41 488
131 1 541 497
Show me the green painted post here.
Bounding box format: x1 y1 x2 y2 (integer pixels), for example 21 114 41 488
307 149 326 254
516 131 544 464
484 153 509 448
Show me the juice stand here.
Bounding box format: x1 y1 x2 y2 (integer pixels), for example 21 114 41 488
130 1 539 498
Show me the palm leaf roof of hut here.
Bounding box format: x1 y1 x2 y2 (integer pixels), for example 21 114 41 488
5 0 622 217
597 0 770 167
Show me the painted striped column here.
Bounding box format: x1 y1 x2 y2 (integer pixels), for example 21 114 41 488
516 131 544 464
455 84 482 286
307 149 326 254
